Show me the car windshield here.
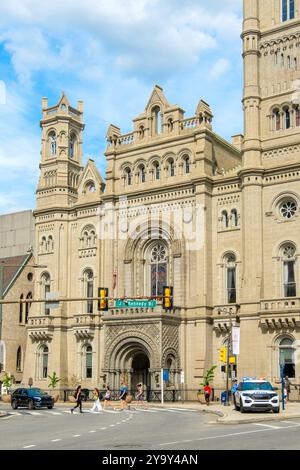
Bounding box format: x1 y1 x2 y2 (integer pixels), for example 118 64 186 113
28 388 47 397
240 382 273 391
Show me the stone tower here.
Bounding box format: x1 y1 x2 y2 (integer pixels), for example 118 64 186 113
37 93 85 210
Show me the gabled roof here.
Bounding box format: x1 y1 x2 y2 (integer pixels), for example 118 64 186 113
145 85 170 111
1 253 32 297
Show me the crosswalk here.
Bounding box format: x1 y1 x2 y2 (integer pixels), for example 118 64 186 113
5 407 199 418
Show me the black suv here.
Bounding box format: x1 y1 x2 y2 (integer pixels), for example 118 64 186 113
11 388 54 410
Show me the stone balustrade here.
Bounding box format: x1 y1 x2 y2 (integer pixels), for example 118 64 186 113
261 298 300 311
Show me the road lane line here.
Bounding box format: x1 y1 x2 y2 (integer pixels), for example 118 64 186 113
23 445 36 449
252 423 281 429
280 420 300 426
155 423 300 447
89 431 96 433
49 412 63 416
101 427 107 430
51 439 62 442
73 434 81 437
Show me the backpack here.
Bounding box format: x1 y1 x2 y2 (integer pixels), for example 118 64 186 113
98 392 103 401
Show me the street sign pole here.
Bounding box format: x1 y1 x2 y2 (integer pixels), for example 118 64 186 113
280 363 285 412
0 264 3 341
161 369 164 406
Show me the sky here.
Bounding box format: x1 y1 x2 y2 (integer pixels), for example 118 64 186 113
0 0 243 214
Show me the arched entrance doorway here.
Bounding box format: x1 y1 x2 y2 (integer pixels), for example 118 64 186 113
131 353 150 392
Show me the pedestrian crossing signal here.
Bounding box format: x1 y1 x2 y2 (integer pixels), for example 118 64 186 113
163 286 173 311
98 288 108 311
219 347 227 363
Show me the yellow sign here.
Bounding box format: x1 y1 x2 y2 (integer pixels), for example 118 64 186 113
229 356 236 365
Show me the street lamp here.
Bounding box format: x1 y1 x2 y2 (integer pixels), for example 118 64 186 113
217 305 240 407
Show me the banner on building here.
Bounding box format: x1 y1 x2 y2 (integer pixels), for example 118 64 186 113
232 327 240 355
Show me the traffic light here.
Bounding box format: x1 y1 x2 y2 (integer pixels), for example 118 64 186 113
219 346 227 363
163 286 173 311
98 288 108 311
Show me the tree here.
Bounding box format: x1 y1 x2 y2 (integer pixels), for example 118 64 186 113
48 372 60 390
2 372 13 393
201 366 217 387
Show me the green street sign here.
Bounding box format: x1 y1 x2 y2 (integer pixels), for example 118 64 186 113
115 299 157 309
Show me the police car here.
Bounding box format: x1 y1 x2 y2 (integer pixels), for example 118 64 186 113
234 377 280 413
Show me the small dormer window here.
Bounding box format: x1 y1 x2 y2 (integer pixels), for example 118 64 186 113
87 182 96 193
139 126 145 139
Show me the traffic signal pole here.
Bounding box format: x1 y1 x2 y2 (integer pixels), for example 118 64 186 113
225 309 233 407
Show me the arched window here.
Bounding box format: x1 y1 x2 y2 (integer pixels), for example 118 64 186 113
274 110 281 131
222 211 229 229
287 55 291 68
125 168 132 186
294 57 298 71
139 126 145 139
41 273 51 315
275 52 278 65
152 106 161 135
42 345 49 379
69 133 76 158
285 109 291 129
153 162 160 180
25 292 32 324
139 165 146 183
282 244 297 297
281 54 285 66
84 269 94 314
47 235 54 252
231 209 238 227
85 345 93 378
279 337 295 378
168 159 175 177
283 0 295 21
167 118 174 132
183 156 190 175
16 346 22 372
295 107 300 126
40 236 47 253
19 294 24 324
49 132 57 156
225 254 237 304
150 243 168 297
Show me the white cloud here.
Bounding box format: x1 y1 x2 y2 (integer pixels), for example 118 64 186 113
210 58 231 80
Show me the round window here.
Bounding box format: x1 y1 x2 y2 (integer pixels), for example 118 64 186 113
279 200 297 220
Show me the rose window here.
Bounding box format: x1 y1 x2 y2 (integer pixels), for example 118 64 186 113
280 200 297 220
151 244 167 263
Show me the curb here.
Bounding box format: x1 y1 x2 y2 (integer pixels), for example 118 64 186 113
217 413 300 425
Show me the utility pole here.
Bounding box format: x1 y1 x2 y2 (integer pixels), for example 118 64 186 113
225 309 233 407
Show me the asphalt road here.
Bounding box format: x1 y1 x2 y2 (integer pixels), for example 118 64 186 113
1 404 300 450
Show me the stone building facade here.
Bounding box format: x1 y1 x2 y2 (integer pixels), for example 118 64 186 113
22 0 300 396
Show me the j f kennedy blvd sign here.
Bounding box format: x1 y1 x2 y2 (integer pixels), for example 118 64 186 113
115 299 157 308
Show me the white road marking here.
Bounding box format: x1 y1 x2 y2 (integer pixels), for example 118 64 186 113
103 410 120 414
252 423 281 430
51 439 62 442
280 420 300 426
48 412 63 416
165 409 183 413
101 427 107 430
155 423 300 447
110 424 115 427
89 431 96 433
135 409 158 413
23 445 36 449
167 408 196 412
28 411 43 416
73 434 81 437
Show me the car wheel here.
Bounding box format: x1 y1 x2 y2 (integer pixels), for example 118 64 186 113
273 407 280 414
47 406 53 409
11 401 18 410
240 400 246 413
28 400 35 410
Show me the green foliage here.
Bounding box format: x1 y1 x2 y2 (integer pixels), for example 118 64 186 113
47 372 60 389
201 365 217 387
2 372 13 391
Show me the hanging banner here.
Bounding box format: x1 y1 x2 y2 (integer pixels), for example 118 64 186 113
232 327 240 355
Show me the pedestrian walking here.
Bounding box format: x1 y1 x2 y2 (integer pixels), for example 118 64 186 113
203 384 212 405
103 385 112 410
119 382 128 409
232 379 239 408
71 385 83 414
284 376 291 401
90 388 102 413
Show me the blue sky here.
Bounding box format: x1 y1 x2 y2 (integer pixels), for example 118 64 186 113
0 0 243 214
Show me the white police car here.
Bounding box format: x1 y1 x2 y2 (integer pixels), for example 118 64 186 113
234 378 280 413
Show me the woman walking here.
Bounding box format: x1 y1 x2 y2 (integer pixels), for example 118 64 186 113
71 385 83 414
90 388 102 413
119 382 128 410
103 385 112 410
